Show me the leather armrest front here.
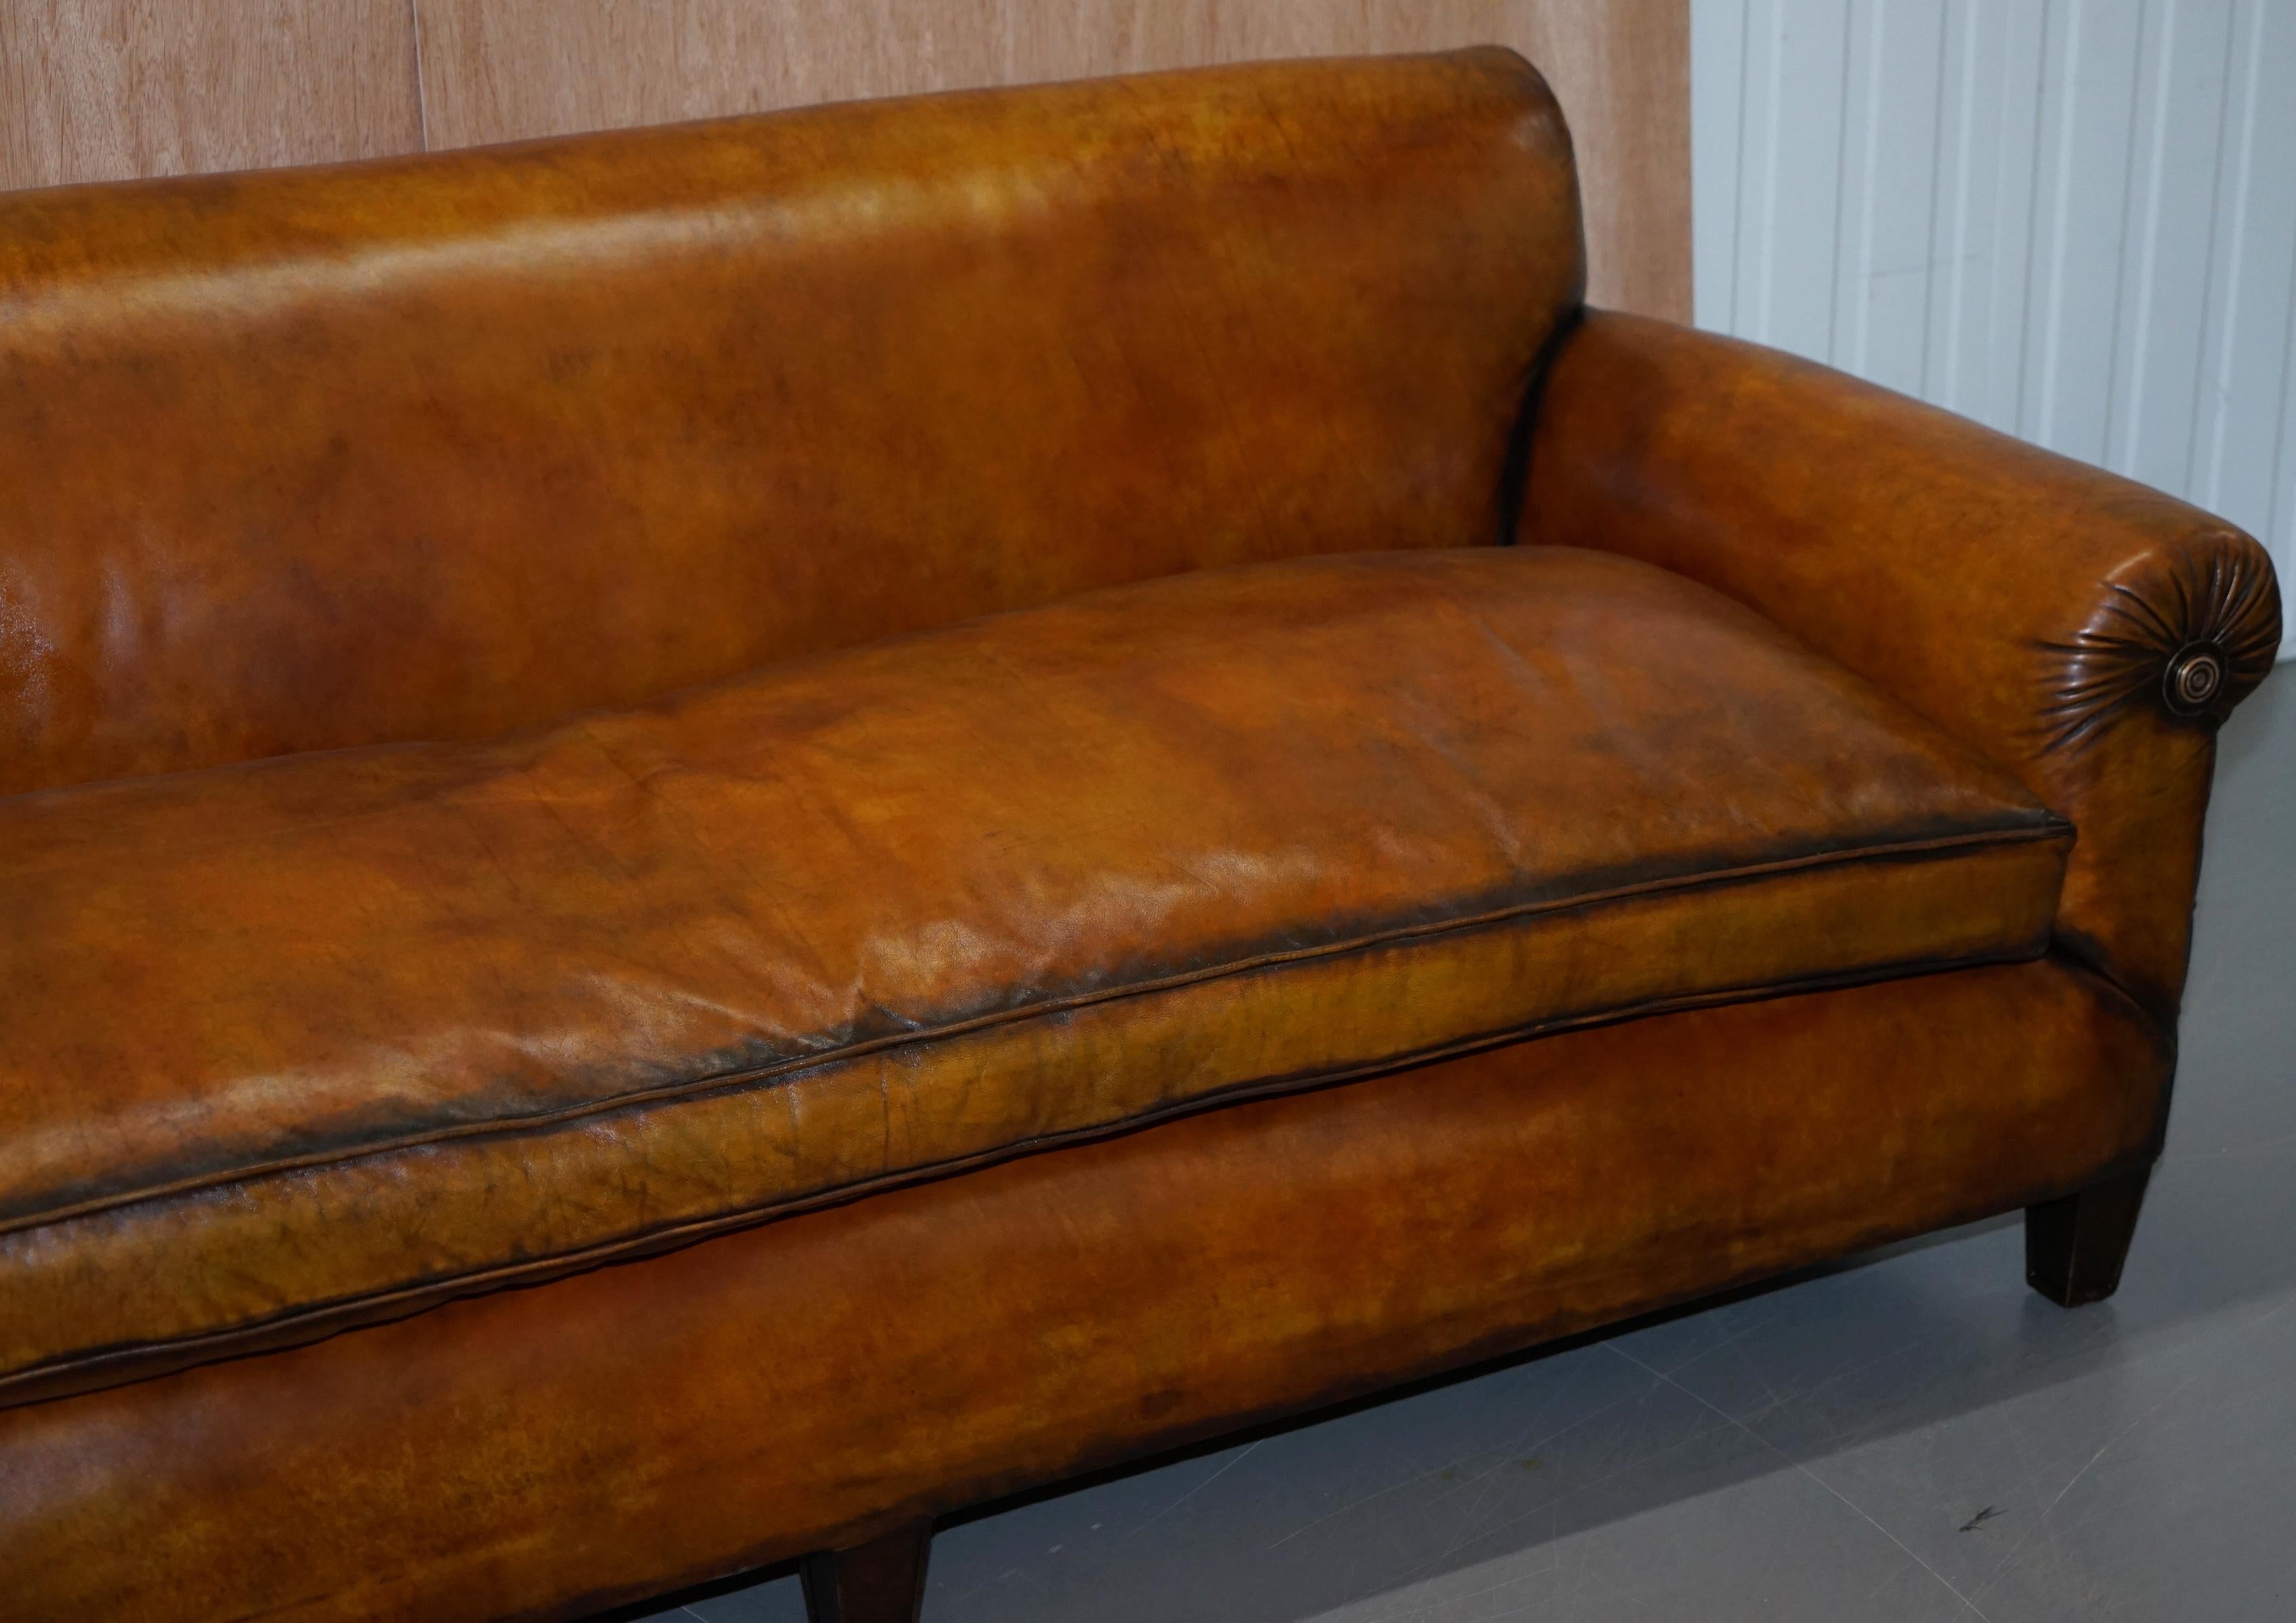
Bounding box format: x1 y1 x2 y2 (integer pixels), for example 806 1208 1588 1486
1521 311 2282 1022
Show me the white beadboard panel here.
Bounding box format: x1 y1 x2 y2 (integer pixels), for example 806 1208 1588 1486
2112 0 2236 494
1694 0 2296 659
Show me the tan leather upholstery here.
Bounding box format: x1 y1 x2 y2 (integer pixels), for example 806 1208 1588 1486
0 47 2278 1623
0 47 1579 798
0 959 2165 1623
1523 312 2282 1018
0 546 2068 1408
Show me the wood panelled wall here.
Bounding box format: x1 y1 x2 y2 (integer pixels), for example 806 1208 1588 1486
0 1 1688 318
0 1 423 180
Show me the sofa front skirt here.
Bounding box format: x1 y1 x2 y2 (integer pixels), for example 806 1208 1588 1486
0 955 2166 1623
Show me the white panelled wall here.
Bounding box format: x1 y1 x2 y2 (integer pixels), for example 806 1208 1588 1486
1692 0 2296 659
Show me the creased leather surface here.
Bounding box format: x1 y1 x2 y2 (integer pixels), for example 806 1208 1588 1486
0 547 2067 1406
0 959 2167 1623
0 47 1580 798
1522 311 2282 1018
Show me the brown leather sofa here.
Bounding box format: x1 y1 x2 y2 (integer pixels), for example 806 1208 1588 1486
0 48 2280 1623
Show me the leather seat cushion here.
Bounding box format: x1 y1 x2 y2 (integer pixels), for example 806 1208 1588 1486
0 547 2071 1406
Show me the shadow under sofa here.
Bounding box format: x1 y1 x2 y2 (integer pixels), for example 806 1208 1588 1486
0 47 2280 1623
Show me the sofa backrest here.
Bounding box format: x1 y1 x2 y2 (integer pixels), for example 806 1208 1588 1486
0 47 1581 796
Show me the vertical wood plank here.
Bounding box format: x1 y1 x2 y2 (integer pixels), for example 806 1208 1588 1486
2114 0 2238 492
2029 0 2146 462
2185 0 2259 500
408 0 1690 320
1518 0 1693 321
0 0 422 191
1840 0 1949 395
2273 270 2296 658
1689 0 1747 328
2194 0 2296 543
1976 0 2050 436
2016 0 2075 443
1749 0 1851 361
1925 0 2002 415
1829 0 1877 368
1728 1 1783 341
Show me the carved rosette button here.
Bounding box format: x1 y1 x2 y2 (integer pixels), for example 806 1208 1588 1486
2163 643 2226 716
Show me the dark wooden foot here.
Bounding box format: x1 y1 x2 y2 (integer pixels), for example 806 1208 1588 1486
2026 1165 2152 1306
801 1521 931 1623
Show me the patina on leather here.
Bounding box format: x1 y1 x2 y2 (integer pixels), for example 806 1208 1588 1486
0 44 2280 1623
0 959 2166 1622
1521 312 2282 1018
0 46 1579 798
0 547 2068 1408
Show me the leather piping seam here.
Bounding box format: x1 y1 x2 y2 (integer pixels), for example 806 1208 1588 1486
0 935 2058 1408
0 817 2071 1238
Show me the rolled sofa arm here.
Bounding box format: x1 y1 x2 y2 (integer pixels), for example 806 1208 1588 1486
1521 311 2281 1024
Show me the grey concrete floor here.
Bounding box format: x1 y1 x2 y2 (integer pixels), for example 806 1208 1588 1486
629 674 2296 1623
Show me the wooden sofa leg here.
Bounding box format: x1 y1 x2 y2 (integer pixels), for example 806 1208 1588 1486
2026 1165 2152 1306
801 1521 932 1623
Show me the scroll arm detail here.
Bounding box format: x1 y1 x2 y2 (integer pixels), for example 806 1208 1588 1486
2032 529 2280 756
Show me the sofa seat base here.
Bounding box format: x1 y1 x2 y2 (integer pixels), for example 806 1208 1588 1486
0 547 2070 1408
0 957 2166 1623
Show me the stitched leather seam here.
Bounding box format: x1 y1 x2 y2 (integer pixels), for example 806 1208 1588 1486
0 936 2062 1409
0 819 2070 1238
